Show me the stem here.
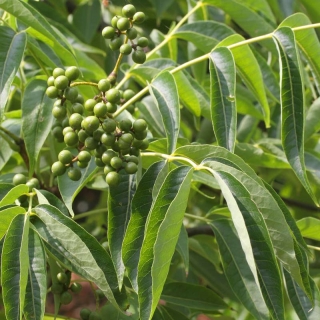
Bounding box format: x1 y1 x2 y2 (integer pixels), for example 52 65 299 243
112 36 129 78
73 208 108 221
0 126 21 144
307 245 320 251
184 213 210 223
70 81 98 88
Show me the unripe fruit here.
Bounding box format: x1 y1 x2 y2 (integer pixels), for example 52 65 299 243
122 4 136 18
63 126 73 136
102 118 117 133
98 79 111 92
132 138 143 148
120 44 132 55
123 89 135 101
132 50 146 64
102 150 117 164
119 119 132 132
94 144 106 157
111 16 120 28
106 171 120 186
61 291 73 305
85 137 99 150
133 12 145 24
57 272 68 284
62 117 69 128
127 104 135 114
52 126 64 141
80 308 91 320
78 150 91 163
69 113 83 130
140 139 149 150
65 66 80 81
101 133 116 146
89 311 102 320
51 283 64 294
104 165 114 175
70 282 82 293
109 37 123 51
84 99 97 112
125 162 138 174
130 146 140 156
93 128 104 141
94 103 107 118
111 141 120 152
121 132 134 144
58 150 73 164
26 178 39 190
64 131 78 147
64 87 78 102
134 130 148 140
78 129 89 143
102 26 115 39
133 119 147 132
72 102 84 115
77 161 88 168
75 94 84 104
106 88 121 103
117 17 130 31
82 116 100 133
137 37 149 48
54 75 69 90
126 27 138 40
47 76 55 86
53 67 65 78
118 139 131 150
46 86 59 99
52 105 67 120
110 156 123 169
68 167 81 181
126 155 139 164
106 102 117 113
95 157 104 167
13 173 27 186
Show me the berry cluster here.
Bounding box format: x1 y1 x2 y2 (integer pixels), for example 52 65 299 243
12 173 40 191
80 308 101 320
51 272 82 305
102 4 148 64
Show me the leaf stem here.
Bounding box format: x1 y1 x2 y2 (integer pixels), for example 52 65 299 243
73 208 108 221
184 212 211 222
70 81 98 88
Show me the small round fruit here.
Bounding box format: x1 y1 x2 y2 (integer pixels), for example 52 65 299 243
111 141 120 152
69 113 83 130
133 119 147 132
110 156 123 169
109 37 123 51
104 164 114 175
106 88 121 104
121 132 134 144
76 94 84 104
78 129 89 142
52 105 67 120
52 67 65 78
52 126 64 141
94 103 107 118
106 171 120 187
98 79 111 92
102 26 115 39
62 117 70 128
61 291 73 305
89 311 101 320
120 43 132 55
63 126 73 136
54 75 69 90
68 167 81 181
78 150 91 163
77 161 88 168
64 87 78 102
134 130 148 140
57 272 68 284
64 131 78 147
85 137 99 150
126 27 138 40
58 150 73 164
84 99 97 112
119 118 132 132
102 118 117 133
137 37 149 48
26 178 40 190
72 102 84 114
111 16 120 28
101 150 117 164
122 4 136 18
117 17 130 31
127 104 135 114
93 128 104 141
106 102 117 113
47 76 55 86
70 282 82 293
82 116 100 133
123 89 135 101
101 133 116 146
127 155 139 164
95 157 104 167
140 139 149 150
118 139 130 150
94 144 106 156
133 11 145 24
132 138 143 148
130 146 140 156
13 173 27 186
46 86 59 99
125 162 138 174
80 308 91 320
132 50 146 64
65 66 80 81
51 283 64 294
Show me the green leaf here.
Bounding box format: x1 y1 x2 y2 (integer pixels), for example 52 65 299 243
35 189 69 216
22 79 54 176
149 71 180 154
122 161 166 291
0 183 13 200
296 217 320 241
32 204 123 309
58 160 98 217
209 47 236 152
175 225 189 275
0 0 76 65
161 282 227 311
0 27 26 121
273 27 317 205
0 184 29 207
137 166 193 320
0 206 26 240
305 97 320 141
150 0 174 17
150 29 177 61
23 229 47 320
1 214 29 320
0 132 13 171
108 172 136 288
210 218 269 319
159 306 189 320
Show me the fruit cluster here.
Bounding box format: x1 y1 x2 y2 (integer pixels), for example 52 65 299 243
102 4 148 64
80 308 101 320
12 173 40 191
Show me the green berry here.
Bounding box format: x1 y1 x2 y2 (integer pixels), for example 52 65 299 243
106 171 120 187
125 162 138 174
133 11 145 24
132 138 143 148
82 116 100 133
62 117 69 128
78 150 91 163
134 130 148 140
70 282 82 293
78 129 89 143
52 126 64 141
68 167 81 181
101 150 117 164
106 102 117 113
46 86 59 99
94 144 106 156
98 79 111 92
109 37 123 51
77 161 88 168
102 26 115 39
140 139 149 150
111 16 120 28
117 17 130 31
119 118 132 132
111 141 120 152
65 66 80 81
47 76 55 86
127 104 135 114
89 311 102 320
126 155 139 164
54 75 69 90
102 118 117 133
75 94 84 104
93 128 104 141
95 157 105 167
64 131 78 147
132 50 146 64
104 165 114 175
58 150 73 164
123 89 135 101
101 133 116 146
69 113 83 130
120 43 132 55
126 27 138 40
26 178 40 190
64 87 78 102
53 67 65 78
110 156 123 169
51 283 64 294
94 103 107 118
57 272 68 284
13 173 27 186
61 291 73 305
85 137 99 150
72 103 84 114
106 88 121 103
84 99 97 112
137 37 149 48
63 126 73 136
130 146 140 156
133 119 147 132
118 139 131 150
122 4 136 18
80 308 91 320
121 132 134 144
52 105 67 120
